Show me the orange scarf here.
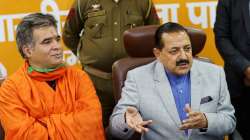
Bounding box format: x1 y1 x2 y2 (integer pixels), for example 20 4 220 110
25 61 66 81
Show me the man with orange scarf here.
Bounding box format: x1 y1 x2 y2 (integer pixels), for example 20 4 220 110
0 13 105 140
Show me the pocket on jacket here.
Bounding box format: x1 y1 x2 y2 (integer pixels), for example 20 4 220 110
85 10 106 38
125 10 144 28
200 95 217 112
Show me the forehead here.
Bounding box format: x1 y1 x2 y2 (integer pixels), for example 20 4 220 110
161 31 190 48
32 26 58 41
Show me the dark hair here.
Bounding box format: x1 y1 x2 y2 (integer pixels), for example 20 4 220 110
154 22 188 49
16 13 57 58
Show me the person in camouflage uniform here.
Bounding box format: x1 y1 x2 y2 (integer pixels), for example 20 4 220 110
63 0 159 127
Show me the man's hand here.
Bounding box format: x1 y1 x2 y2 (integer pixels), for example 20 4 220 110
244 67 250 80
125 106 152 133
179 104 208 130
243 66 250 86
244 77 250 86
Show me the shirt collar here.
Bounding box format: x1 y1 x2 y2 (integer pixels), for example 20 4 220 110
165 68 189 84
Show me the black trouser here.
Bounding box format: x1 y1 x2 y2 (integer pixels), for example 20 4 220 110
231 94 250 140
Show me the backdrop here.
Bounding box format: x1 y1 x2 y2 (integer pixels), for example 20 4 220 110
0 0 220 74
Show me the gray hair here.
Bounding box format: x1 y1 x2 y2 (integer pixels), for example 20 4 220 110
16 13 57 58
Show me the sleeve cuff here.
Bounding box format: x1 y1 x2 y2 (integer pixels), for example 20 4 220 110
110 112 135 138
201 113 217 135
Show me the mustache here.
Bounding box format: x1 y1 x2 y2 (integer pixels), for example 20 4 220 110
176 59 189 66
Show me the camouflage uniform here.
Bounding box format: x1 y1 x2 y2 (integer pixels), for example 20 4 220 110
63 0 159 127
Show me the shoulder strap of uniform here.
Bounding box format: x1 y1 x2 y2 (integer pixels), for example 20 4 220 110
77 0 95 21
145 0 152 19
77 0 84 21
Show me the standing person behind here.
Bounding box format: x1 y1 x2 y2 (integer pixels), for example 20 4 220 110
214 0 250 139
62 0 160 127
109 22 236 140
0 13 105 140
0 63 7 86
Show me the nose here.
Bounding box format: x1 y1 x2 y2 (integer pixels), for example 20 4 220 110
179 49 188 59
52 39 61 49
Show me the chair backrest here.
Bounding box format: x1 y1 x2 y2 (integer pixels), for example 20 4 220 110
123 25 206 58
112 25 207 103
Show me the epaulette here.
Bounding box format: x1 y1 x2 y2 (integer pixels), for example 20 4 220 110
145 0 152 19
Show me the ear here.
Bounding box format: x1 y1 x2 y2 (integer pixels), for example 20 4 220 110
153 48 161 58
22 45 33 58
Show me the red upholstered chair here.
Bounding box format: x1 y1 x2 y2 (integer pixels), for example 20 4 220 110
110 25 207 140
